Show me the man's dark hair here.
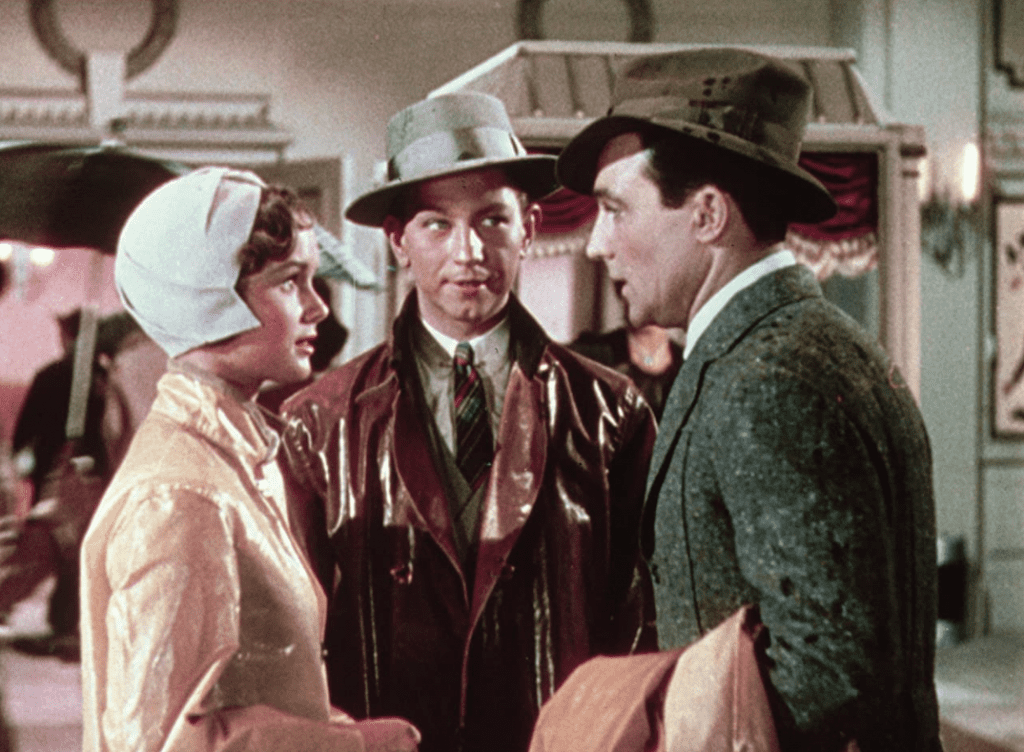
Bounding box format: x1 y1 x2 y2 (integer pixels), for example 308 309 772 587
641 133 791 244
237 185 315 277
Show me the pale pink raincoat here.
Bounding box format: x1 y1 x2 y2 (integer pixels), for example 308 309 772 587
81 369 408 752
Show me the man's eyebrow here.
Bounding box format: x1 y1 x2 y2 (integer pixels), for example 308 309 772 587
592 187 620 202
476 201 514 215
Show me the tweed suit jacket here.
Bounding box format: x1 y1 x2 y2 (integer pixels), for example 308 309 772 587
646 263 942 752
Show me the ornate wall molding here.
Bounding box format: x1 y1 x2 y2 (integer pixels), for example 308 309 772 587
29 0 178 80
18 0 289 160
517 0 654 42
0 88 291 160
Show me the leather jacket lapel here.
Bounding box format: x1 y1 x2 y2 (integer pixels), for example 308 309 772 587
470 362 547 626
391 385 464 577
388 294 467 585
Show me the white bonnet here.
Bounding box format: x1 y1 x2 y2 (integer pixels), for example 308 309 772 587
115 166 267 357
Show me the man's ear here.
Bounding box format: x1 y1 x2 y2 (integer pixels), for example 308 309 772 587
382 215 411 268
691 186 729 244
521 202 541 256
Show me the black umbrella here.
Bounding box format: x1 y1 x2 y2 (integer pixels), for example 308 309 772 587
0 141 192 254
0 141 379 286
0 141 191 441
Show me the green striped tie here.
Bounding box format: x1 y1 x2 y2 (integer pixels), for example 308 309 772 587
453 341 493 490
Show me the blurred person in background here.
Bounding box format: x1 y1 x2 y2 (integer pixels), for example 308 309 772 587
5 311 157 658
12 309 103 505
569 322 682 420
0 259 15 752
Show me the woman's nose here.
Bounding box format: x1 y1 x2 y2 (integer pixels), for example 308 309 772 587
305 286 330 324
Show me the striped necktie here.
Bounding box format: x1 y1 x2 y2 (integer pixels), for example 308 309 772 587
453 341 493 490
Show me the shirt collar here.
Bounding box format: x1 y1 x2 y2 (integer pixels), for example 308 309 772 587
684 247 796 359
419 313 511 371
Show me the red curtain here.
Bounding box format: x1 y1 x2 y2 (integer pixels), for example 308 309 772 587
536 187 597 236
791 152 878 241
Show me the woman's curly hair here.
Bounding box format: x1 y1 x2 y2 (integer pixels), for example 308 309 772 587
237 185 315 278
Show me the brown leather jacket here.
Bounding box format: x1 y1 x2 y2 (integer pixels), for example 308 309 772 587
282 294 658 752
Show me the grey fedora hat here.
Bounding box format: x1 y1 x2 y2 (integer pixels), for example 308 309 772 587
345 92 558 227
557 47 837 224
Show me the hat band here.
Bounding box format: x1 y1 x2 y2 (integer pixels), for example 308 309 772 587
388 126 527 182
613 95 803 162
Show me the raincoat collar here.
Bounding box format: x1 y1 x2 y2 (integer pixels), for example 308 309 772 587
162 361 282 468
390 290 550 384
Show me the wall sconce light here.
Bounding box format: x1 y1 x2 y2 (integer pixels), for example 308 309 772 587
921 142 981 279
0 240 57 299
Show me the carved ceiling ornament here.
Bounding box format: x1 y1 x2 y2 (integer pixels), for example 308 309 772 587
29 0 179 80
517 0 654 42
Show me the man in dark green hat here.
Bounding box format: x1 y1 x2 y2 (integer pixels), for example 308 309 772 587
282 91 657 752
557 48 942 751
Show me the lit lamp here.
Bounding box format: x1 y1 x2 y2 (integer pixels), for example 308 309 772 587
0 240 56 299
920 141 981 278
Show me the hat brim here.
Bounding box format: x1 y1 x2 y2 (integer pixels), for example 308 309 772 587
345 154 558 227
557 116 837 225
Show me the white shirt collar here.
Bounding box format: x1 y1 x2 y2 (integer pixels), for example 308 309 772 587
683 248 796 359
419 313 511 369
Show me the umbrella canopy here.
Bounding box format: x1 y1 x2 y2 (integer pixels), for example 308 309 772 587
0 141 192 254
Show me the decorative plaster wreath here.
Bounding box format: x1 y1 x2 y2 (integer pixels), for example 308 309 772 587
517 0 654 42
30 0 179 79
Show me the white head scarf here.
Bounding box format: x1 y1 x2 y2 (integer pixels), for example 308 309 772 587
115 166 267 357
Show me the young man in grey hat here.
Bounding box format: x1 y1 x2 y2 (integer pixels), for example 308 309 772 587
557 49 942 752
282 92 657 752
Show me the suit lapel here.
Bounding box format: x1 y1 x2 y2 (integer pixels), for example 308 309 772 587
386 292 556 609
645 264 822 501
646 357 701 498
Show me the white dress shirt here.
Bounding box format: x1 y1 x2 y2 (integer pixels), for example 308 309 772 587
415 314 512 456
683 248 797 360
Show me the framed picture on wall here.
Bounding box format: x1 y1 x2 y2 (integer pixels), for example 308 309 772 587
994 199 1024 436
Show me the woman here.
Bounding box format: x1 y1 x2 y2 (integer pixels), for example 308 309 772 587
80 167 419 752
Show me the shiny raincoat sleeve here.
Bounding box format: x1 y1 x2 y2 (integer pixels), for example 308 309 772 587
98 487 370 752
604 384 659 654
